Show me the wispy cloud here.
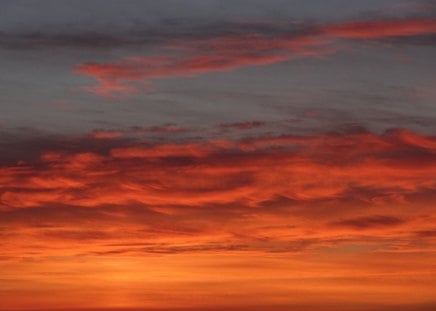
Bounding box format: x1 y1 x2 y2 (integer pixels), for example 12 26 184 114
72 17 436 97
331 215 406 229
72 24 326 97
323 18 436 39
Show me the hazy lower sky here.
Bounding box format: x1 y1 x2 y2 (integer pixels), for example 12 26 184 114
1 1 436 310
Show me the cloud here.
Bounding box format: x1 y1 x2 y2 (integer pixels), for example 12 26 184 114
0 30 153 50
1 126 436 262
74 28 331 97
90 130 124 139
219 121 266 130
2 129 436 310
415 229 436 238
145 124 192 134
331 215 406 229
2 127 436 211
0 20 298 51
87 238 324 256
72 17 436 96
42 229 112 240
323 18 436 39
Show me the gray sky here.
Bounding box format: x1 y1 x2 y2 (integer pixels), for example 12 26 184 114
1 0 436 135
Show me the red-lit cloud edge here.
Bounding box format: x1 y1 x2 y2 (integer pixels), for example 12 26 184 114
73 17 436 97
1 126 436 260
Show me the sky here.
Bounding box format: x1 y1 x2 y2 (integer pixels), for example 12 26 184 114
1 0 436 310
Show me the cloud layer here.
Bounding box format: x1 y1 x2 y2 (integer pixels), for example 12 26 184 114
2 127 436 256
1 125 436 309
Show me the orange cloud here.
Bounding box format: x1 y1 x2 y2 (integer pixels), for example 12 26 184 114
2 128 436 229
1 127 436 309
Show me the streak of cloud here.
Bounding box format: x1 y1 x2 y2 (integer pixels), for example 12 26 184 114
73 17 436 96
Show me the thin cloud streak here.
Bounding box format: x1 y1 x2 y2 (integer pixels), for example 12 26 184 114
323 18 436 39
73 17 436 96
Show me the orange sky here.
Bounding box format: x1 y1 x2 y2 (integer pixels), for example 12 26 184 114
1 128 436 310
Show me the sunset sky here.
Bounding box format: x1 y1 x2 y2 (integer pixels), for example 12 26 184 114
1 1 436 310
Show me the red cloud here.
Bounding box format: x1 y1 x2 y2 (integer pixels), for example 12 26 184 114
74 52 299 97
323 18 436 39
74 32 329 97
90 130 124 139
74 18 436 97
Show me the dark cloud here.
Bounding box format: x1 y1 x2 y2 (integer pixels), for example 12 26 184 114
0 21 311 51
86 237 327 256
219 121 267 130
385 33 436 45
415 229 436 237
332 215 406 229
41 229 112 240
1 16 435 54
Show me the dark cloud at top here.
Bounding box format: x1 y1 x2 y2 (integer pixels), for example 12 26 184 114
0 21 314 51
0 0 408 31
1 0 434 51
